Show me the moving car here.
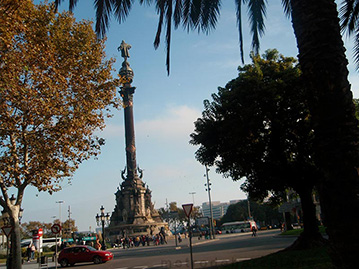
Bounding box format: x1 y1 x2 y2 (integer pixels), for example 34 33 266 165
58 245 113 267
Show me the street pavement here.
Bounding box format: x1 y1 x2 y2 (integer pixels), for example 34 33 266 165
0 230 292 268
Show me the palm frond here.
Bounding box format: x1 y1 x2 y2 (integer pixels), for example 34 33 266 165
182 0 192 32
54 0 79 11
113 0 134 23
235 0 244 64
353 27 359 69
94 0 114 38
173 0 182 29
281 0 291 18
165 0 173 75
154 0 165 49
200 0 221 34
339 0 359 35
246 0 267 55
139 0 154 5
189 0 202 31
181 0 220 34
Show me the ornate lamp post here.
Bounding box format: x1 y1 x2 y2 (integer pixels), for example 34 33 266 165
95 206 110 250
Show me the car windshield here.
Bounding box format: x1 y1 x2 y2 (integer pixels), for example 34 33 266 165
86 246 97 251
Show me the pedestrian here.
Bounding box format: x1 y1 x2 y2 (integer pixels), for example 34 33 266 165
146 235 150 246
26 244 32 262
178 233 182 243
30 244 36 260
251 225 257 237
95 239 102 250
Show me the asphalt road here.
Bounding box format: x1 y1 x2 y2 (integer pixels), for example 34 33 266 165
2 230 296 269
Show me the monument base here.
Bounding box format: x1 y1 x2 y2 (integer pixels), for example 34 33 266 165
107 222 169 240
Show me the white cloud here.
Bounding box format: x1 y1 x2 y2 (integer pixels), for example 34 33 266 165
136 105 201 141
101 122 124 138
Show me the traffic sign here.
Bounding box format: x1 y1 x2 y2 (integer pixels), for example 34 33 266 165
182 203 193 218
1 226 13 237
38 227 43 236
51 224 61 235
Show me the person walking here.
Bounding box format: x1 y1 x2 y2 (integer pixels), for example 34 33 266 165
30 244 36 260
94 239 102 250
26 244 32 262
178 233 182 243
251 225 257 237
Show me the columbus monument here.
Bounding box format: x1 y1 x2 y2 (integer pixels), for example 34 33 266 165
108 41 166 239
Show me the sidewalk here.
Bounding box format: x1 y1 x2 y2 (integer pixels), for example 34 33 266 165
0 259 57 269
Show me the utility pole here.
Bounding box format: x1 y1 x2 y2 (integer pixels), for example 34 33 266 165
68 205 72 236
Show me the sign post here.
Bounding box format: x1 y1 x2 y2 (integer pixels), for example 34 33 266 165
1 226 13 268
182 203 193 269
34 228 43 269
51 224 61 269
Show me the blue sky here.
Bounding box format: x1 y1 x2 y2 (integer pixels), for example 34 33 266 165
24 0 359 231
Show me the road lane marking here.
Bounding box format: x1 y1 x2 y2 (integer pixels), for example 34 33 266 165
192 239 219 246
215 259 230 263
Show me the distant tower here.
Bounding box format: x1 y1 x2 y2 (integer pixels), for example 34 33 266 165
108 41 165 238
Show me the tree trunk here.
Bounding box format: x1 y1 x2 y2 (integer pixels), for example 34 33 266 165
286 187 327 250
284 212 293 231
10 208 22 269
290 0 359 267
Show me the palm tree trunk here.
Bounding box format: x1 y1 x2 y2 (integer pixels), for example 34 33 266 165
290 0 359 267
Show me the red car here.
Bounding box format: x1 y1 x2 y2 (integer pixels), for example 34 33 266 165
58 245 113 267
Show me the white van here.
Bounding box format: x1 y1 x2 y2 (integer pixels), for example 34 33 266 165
221 220 257 233
21 237 61 249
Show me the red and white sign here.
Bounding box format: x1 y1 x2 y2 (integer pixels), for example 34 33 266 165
1 226 13 237
51 223 61 235
182 203 193 218
38 228 43 237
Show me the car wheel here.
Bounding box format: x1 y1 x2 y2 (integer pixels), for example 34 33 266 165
59 259 69 267
93 256 102 264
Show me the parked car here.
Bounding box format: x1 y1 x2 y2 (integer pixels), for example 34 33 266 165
58 245 113 267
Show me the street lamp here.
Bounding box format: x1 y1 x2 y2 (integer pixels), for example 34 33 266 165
95 206 110 250
56 200 64 238
189 192 196 205
204 166 215 239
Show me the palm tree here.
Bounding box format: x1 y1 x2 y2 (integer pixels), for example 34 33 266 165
55 0 359 267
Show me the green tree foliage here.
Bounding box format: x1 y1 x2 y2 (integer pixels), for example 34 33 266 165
190 49 325 248
158 201 202 222
20 219 78 239
219 200 282 227
0 1 119 267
